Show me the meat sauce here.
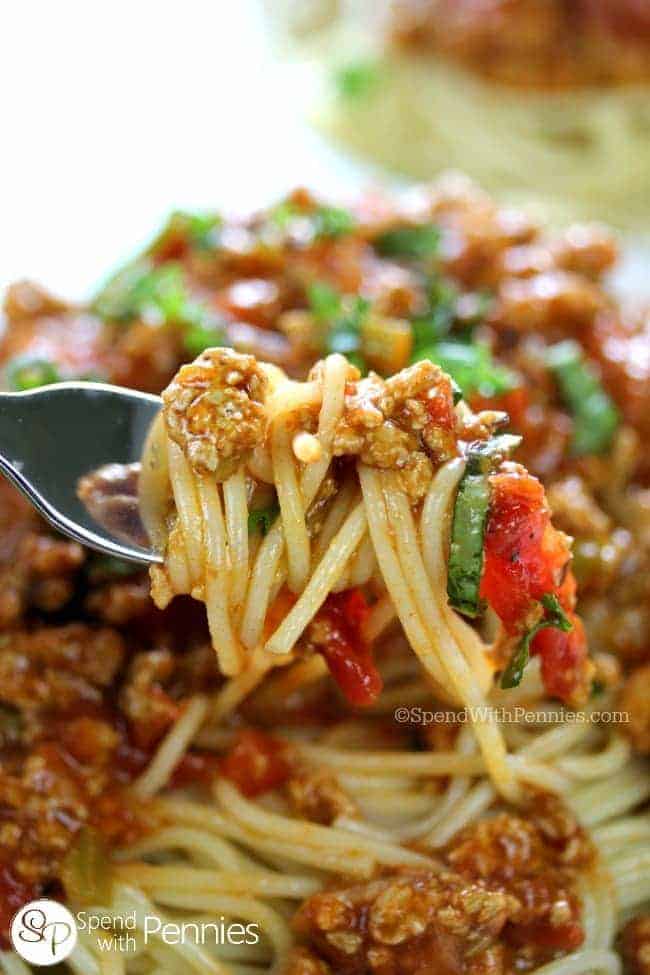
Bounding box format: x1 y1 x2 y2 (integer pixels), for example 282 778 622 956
289 794 594 974
0 178 645 964
390 0 650 88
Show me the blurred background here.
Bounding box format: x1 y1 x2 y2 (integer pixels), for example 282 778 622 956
0 1 375 298
2 0 649 298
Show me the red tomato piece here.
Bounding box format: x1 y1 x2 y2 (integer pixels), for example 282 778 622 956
480 468 570 632
532 612 589 706
423 376 456 431
220 729 291 798
315 590 383 708
480 467 592 704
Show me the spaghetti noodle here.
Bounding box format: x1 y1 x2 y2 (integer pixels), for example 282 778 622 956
2 183 649 975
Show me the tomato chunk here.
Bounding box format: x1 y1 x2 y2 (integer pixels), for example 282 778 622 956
480 467 570 632
532 612 589 705
480 466 592 704
313 590 383 708
220 729 291 798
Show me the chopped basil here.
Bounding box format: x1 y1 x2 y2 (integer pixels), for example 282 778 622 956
447 436 521 617
500 594 573 689
465 434 523 476
183 321 228 358
412 277 459 349
270 201 355 241
307 282 369 370
375 224 441 261
150 209 222 254
313 206 355 239
335 59 383 100
447 472 491 618
308 281 342 322
6 355 61 391
546 340 619 456
248 504 279 536
93 260 226 354
92 260 176 323
414 340 518 400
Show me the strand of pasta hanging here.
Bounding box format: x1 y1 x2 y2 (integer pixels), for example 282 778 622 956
139 347 594 800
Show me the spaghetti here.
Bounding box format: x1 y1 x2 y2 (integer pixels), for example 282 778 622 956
2 182 649 975
137 347 598 807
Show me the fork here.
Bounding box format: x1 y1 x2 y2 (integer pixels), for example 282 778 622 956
0 382 163 564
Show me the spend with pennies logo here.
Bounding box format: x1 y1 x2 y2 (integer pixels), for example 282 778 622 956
11 899 78 966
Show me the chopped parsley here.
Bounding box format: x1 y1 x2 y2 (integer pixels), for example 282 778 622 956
6 355 61 391
92 260 226 355
546 340 619 456
411 277 459 350
501 594 573 689
270 200 355 241
374 224 441 261
307 281 369 370
151 209 222 254
414 340 518 400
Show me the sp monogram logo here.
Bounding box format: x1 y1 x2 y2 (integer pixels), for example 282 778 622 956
11 900 78 966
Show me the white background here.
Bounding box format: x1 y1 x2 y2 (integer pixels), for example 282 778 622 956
0 0 375 299
1 1 647 300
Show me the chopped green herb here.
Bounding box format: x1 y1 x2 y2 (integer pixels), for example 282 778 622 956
307 282 369 371
6 355 61 391
313 206 355 239
150 210 222 253
248 504 280 536
412 278 459 349
308 281 342 322
270 201 355 241
92 260 179 323
375 224 441 261
501 594 573 689
92 260 226 354
414 341 518 400
447 472 491 618
465 434 523 475
447 436 521 617
335 59 383 100
183 321 227 357
546 340 619 456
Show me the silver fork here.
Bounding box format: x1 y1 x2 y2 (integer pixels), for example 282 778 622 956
0 382 163 564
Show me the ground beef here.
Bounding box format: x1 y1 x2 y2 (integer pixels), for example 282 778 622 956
331 361 458 501
292 795 592 974
293 869 518 975
162 347 268 476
